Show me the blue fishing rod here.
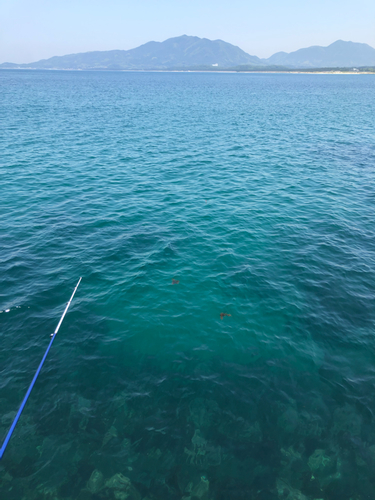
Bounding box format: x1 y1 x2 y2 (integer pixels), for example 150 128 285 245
0 277 82 460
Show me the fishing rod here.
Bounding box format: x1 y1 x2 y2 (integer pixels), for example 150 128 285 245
0 277 82 460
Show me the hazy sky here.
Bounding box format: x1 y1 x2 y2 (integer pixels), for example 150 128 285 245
1 0 374 63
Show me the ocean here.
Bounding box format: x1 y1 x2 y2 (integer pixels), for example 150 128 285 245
1 70 375 500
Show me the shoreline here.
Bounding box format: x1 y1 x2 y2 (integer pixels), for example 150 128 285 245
0 68 374 75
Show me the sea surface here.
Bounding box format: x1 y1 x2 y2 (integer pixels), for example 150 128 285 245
1 70 375 500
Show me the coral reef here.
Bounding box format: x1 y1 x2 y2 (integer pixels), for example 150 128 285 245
184 429 221 467
0 377 374 500
87 469 104 494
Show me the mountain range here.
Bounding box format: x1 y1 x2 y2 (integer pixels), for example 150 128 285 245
1 36 375 70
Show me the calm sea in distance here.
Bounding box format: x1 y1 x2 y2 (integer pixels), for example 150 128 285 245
1 70 375 500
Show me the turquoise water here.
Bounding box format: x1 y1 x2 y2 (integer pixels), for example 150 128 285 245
1 70 375 500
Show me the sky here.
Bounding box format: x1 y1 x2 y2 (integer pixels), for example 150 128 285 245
1 0 375 63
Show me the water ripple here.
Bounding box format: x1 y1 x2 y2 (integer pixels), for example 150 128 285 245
0 71 375 500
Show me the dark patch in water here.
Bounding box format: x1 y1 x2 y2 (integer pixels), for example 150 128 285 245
220 312 231 320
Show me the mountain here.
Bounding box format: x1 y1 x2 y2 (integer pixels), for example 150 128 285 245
265 40 375 68
0 35 262 70
1 37 375 70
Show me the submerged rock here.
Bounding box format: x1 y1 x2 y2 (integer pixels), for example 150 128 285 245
35 484 60 500
77 490 94 500
365 443 375 467
87 469 104 494
192 429 207 450
106 473 131 490
1 471 13 483
215 409 260 442
184 429 221 467
279 446 309 491
299 411 324 439
308 449 336 476
276 478 307 500
68 395 92 431
278 408 299 435
280 446 302 464
332 403 362 436
105 473 141 500
277 400 325 442
189 398 219 430
109 393 137 435
76 396 92 415
122 437 132 453
103 425 118 446
241 420 263 443
206 445 221 466
191 476 210 499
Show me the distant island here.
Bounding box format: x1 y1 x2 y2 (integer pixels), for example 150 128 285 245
1 36 375 72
